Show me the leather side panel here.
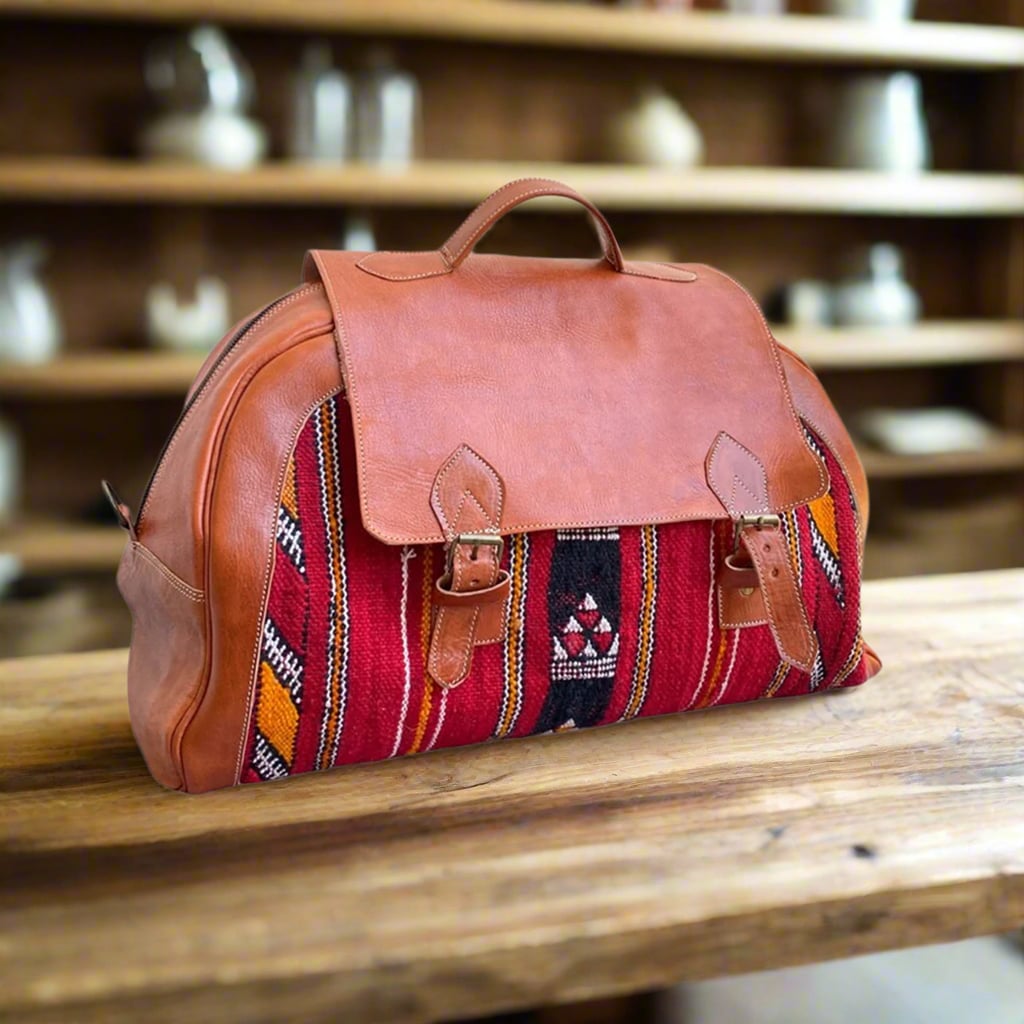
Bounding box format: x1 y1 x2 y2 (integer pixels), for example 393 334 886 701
117 542 206 791
136 285 333 585
778 346 870 544
180 332 343 793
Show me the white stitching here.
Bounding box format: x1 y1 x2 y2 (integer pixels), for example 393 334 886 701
132 543 204 602
232 381 347 785
323 254 825 544
700 264 828 508
707 432 769 516
355 251 452 282
717 582 768 629
448 183 618 268
138 283 323 529
621 262 698 283
743 528 817 673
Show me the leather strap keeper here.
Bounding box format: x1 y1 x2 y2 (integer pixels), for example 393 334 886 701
434 571 511 609
428 445 509 689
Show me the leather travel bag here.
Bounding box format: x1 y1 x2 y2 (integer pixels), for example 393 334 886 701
111 177 882 793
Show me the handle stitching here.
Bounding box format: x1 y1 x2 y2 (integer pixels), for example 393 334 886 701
448 185 619 268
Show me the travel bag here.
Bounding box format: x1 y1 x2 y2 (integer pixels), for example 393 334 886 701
109 177 881 792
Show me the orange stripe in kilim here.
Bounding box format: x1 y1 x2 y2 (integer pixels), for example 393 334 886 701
240 397 873 784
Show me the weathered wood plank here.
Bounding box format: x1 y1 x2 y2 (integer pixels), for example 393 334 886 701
1 571 1022 1024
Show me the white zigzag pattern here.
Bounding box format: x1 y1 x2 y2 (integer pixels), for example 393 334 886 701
262 618 303 704
276 506 305 573
809 645 826 692
253 733 289 780
808 517 844 607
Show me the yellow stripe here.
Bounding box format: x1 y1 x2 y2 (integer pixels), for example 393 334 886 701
624 525 657 719
764 660 789 699
281 457 299 520
695 630 730 710
409 546 435 754
497 535 527 736
318 404 345 770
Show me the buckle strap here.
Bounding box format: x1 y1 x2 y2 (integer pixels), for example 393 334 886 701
427 445 508 688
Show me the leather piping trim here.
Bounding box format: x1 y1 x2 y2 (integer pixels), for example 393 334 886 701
318 258 827 546
698 264 828 512
137 283 324 531
231 381 347 786
145 319 334 792
355 251 451 282
131 542 204 603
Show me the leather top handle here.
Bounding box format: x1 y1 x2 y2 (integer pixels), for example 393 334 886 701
439 178 626 273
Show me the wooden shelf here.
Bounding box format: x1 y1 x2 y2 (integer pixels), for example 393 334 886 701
775 321 1024 369
0 351 204 396
5 426 1022 576
1 522 126 573
1 322 1020 399
4 1 1024 70
2 159 1023 216
3 431 1021 576
859 434 1024 479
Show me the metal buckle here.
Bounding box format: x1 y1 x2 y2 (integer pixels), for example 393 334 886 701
445 532 504 576
730 513 781 558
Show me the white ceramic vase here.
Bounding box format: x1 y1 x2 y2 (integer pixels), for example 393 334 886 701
0 418 21 525
606 87 704 168
0 241 63 364
825 73 930 172
289 43 353 163
824 0 915 20
724 0 786 14
833 244 920 327
146 277 231 351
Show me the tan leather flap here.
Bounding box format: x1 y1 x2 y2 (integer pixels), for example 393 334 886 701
307 250 827 545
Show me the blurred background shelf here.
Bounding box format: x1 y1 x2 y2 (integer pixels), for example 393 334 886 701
1 322 1020 399
774 321 1024 368
4 1 1024 69
5 423 1022 573
0 352 205 396
858 433 1024 478
1 522 126 574
3 159 1023 215
0 0 1021 651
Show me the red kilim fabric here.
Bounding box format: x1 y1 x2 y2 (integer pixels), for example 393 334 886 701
241 394 871 783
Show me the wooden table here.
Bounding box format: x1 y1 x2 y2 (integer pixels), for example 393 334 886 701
2 571 1022 1024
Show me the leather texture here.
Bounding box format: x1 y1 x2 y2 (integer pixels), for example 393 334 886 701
307 248 827 545
741 523 818 672
115 178 877 793
707 432 771 517
428 445 508 688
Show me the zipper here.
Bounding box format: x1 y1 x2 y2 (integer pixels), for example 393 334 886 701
135 284 319 526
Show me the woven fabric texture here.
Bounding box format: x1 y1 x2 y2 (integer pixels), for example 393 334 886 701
241 395 870 784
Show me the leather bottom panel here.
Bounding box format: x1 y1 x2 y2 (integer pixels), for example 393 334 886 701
238 396 874 786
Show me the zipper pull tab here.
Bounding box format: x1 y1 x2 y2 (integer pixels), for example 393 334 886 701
101 480 138 542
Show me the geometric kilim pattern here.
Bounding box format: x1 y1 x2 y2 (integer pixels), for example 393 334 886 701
241 394 873 784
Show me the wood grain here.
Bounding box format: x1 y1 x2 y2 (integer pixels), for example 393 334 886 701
1 571 1022 1023
2 159 1023 215
4 0 1024 69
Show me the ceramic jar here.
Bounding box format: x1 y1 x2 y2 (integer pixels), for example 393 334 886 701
0 241 62 364
824 0 915 20
289 43 354 163
833 244 920 327
146 277 231 351
141 25 268 169
356 47 421 166
606 87 704 168
824 72 930 172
